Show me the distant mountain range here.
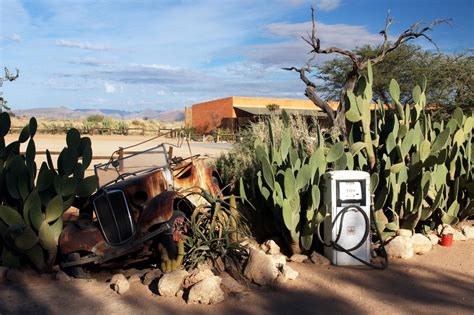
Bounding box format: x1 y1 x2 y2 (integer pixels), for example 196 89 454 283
13 106 184 122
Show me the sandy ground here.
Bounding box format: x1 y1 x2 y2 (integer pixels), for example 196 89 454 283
1 239 473 315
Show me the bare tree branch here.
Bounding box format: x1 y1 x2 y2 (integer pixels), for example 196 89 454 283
369 18 451 67
285 5 449 136
283 66 336 123
301 6 362 68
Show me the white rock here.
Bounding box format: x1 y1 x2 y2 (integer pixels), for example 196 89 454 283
270 254 287 269
128 274 141 283
55 270 71 282
462 226 474 239
310 252 331 266
289 254 308 263
110 273 127 284
143 269 163 285
196 260 213 271
427 234 439 245
187 276 225 305
218 271 246 294
183 269 214 289
397 229 412 237
282 265 298 280
262 240 281 255
452 231 467 241
110 274 130 294
244 248 280 286
411 233 432 254
157 269 189 297
385 236 414 259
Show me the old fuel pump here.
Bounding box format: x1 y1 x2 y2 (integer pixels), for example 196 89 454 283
318 170 387 268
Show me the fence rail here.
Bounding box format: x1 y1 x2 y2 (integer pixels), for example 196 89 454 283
8 126 179 137
9 126 238 143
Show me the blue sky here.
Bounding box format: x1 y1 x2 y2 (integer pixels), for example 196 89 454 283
1 0 472 111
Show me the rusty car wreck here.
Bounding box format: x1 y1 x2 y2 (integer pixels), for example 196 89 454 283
59 140 221 276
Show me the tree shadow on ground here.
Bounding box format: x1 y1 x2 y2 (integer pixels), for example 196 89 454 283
1 257 473 314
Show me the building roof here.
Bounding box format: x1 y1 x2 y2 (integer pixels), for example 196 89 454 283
192 96 340 111
234 105 327 117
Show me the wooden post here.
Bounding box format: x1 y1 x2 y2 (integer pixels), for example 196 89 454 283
157 127 160 137
168 146 173 161
118 147 124 172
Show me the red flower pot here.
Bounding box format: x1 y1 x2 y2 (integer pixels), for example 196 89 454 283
441 233 453 247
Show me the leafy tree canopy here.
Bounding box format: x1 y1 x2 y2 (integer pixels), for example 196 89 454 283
315 44 473 120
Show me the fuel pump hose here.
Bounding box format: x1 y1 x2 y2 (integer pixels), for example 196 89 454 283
316 202 388 270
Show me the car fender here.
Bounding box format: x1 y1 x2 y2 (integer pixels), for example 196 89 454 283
59 223 105 255
138 190 194 233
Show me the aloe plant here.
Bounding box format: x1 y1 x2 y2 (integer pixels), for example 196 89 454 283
180 190 249 271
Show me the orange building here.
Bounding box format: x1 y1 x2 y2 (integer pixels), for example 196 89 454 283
187 96 338 133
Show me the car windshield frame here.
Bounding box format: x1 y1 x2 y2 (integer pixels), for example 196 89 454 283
94 143 171 187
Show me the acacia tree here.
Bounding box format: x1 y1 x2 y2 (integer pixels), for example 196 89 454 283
316 45 473 120
284 7 449 136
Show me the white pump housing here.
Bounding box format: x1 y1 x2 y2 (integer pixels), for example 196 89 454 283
322 170 371 266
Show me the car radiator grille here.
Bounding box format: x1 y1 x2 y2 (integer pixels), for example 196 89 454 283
93 189 135 245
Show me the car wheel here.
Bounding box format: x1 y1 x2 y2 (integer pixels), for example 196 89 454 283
61 252 88 279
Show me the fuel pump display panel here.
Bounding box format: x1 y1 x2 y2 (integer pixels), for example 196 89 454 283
336 180 366 206
339 181 362 200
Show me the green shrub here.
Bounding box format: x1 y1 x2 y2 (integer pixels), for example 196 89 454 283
86 114 105 123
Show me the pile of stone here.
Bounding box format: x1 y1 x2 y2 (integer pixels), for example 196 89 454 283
106 261 246 305
243 240 330 285
385 224 474 259
104 239 332 303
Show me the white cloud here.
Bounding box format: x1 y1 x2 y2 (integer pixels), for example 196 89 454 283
317 0 341 11
242 21 394 66
56 39 113 51
128 64 181 71
69 57 113 67
0 33 22 43
281 0 308 6
82 97 108 105
104 82 116 93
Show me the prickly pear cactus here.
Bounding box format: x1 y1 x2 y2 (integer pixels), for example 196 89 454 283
241 62 474 250
346 63 474 237
0 113 98 271
240 113 336 253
